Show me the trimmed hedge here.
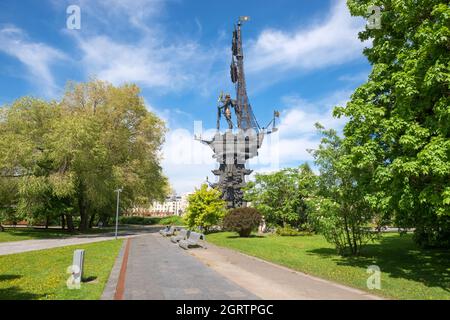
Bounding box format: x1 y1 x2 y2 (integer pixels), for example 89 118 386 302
119 215 185 226
223 207 262 237
119 216 160 225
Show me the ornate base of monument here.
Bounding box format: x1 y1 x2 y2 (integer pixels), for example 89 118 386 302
212 163 253 208
200 130 264 209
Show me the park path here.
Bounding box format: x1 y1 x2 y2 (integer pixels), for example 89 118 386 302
189 243 383 300
0 227 153 256
103 233 383 300
104 233 259 300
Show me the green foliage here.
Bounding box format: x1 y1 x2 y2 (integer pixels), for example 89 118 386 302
159 215 185 226
244 163 316 229
0 80 169 231
275 225 304 237
119 216 160 225
119 215 184 226
340 0 450 247
308 125 377 255
185 184 226 232
223 207 262 237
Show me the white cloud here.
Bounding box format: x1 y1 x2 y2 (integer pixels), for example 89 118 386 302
0 26 67 97
254 90 350 168
247 0 366 74
67 0 221 93
75 35 208 91
161 126 217 194
161 90 351 194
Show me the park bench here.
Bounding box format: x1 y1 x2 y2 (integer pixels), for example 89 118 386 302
160 226 177 237
178 232 207 250
159 226 170 235
170 229 189 243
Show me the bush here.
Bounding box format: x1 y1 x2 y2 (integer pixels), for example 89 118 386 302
185 184 226 232
275 225 302 236
119 216 185 226
159 216 185 226
223 207 262 237
119 216 159 225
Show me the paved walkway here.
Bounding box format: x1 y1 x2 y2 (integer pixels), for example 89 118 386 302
104 233 382 300
189 243 383 300
113 233 259 300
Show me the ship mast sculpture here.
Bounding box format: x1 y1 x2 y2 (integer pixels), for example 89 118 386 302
198 16 279 208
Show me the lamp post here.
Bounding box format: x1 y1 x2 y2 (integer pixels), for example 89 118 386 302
114 188 123 240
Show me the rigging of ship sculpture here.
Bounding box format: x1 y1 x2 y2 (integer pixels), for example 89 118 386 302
197 16 279 208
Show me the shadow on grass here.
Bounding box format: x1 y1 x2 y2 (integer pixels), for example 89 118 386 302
2 226 160 241
0 274 46 300
225 235 265 239
0 287 46 300
307 235 450 292
82 276 98 283
0 274 22 281
2 228 73 240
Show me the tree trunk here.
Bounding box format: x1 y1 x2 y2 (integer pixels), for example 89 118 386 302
61 214 66 230
0 224 4 232
66 215 75 233
89 212 96 228
78 194 89 232
45 215 49 229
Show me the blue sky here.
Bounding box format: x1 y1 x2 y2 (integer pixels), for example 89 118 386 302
0 0 372 194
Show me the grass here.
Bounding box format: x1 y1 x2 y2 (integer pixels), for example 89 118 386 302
0 227 113 243
0 239 123 300
206 232 450 300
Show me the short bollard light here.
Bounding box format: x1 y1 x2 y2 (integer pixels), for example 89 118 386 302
66 249 84 289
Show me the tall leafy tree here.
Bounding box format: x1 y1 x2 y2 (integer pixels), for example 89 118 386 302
244 164 316 229
308 124 377 255
0 80 169 231
338 0 450 247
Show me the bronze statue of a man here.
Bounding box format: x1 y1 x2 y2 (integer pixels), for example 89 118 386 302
219 94 236 130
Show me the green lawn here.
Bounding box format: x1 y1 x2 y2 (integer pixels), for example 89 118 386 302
0 240 123 300
0 227 113 243
207 232 450 300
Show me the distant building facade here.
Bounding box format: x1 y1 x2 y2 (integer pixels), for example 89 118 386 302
128 194 190 217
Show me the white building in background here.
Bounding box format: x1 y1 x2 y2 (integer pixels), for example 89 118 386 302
129 193 191 217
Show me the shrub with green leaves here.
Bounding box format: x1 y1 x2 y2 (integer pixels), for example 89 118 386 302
223 207 262 237
185 184 226 232
275 225 303 237
159 215 185 226
119 216 159 225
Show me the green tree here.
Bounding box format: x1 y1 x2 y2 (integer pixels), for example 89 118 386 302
308 124 377 255
185 184 226 232
338 0 450 247
0 80 169 231
244 163 316 229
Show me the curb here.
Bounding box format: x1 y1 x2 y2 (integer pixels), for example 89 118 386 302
101 239 128 300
